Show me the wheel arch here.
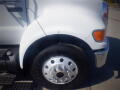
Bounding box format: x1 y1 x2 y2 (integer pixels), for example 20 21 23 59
22 34 95 72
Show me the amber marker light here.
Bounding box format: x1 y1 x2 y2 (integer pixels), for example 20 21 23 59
93 30 106 42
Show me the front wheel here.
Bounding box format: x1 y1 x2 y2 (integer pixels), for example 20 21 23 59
31 44 90 89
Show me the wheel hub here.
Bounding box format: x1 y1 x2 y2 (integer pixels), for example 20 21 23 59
42 56 78 84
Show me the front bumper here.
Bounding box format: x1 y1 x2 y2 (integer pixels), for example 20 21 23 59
94 46 109 68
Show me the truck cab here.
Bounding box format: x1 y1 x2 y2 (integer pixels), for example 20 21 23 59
0 0 109 89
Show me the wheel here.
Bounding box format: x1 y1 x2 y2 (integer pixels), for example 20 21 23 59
31 44 90 89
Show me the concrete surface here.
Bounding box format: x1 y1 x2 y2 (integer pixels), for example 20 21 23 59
90 7 120 90
0 7 120 90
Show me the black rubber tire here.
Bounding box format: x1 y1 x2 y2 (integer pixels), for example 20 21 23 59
31 44 90 89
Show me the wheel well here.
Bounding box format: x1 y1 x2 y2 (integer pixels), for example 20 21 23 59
23 34 95 73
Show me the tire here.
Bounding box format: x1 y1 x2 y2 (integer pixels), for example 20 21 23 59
31 44 90 89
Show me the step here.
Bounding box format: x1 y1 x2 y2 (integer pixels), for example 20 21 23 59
0 0 19 4
2 81 49 90
7 7 23 12
2 81 33 90
0 73 16 85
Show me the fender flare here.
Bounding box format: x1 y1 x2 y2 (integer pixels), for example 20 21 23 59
22 34 95 71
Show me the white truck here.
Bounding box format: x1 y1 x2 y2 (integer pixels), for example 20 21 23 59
0 0 109 89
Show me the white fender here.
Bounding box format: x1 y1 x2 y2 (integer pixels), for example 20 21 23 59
20 0 107 69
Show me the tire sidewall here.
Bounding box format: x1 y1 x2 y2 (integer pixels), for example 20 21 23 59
31 44 90 89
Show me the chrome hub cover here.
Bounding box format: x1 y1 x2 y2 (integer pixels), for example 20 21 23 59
42 56 78 84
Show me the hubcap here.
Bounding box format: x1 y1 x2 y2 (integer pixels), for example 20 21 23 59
42 56 78 84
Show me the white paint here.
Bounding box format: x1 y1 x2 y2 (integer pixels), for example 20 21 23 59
20 0 108 68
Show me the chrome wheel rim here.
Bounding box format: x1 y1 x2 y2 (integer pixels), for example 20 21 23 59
42 56 78 85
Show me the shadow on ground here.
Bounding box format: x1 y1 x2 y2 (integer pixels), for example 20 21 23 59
1 37 120 90
79 37 120 89
89 37 120 85
48 37 120 90
107 37 120 79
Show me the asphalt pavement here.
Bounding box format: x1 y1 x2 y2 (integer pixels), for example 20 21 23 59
0 7 120 90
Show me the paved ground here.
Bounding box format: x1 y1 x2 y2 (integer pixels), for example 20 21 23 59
90 7 120 90
0 7 120 90
79 7 120 90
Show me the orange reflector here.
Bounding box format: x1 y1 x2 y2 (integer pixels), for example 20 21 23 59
93 30 105 42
